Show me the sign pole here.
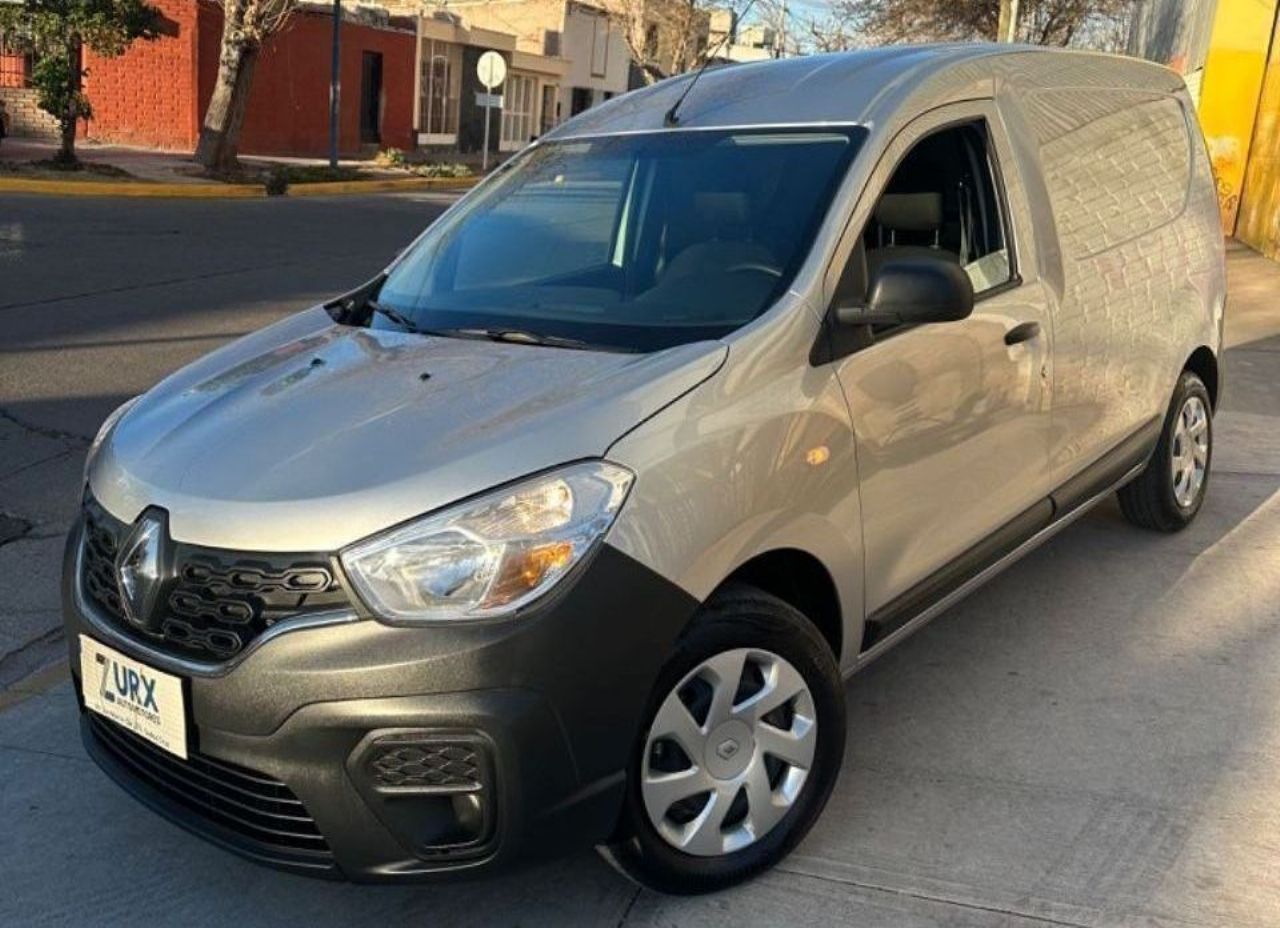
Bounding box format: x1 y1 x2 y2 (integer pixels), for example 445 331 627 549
475 51 506 175
329 0 341 168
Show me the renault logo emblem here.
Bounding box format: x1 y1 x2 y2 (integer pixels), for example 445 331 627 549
116 513 167 630
716 738 740 760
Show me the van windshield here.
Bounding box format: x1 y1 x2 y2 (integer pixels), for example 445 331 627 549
375 127 866 352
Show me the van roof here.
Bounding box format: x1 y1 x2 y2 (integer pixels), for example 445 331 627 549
543 44 1183 141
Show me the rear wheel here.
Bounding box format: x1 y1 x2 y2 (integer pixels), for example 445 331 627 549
1118 370 1212 532
600 584 845 894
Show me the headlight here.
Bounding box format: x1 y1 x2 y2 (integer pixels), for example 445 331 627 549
341 461 634 622
84 396 141 480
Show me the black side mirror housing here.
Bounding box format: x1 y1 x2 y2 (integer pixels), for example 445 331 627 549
835 256 975 328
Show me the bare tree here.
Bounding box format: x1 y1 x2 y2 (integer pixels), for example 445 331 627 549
195 0 296 172
606 0 719 85
820 0 1135 48
807 14 860 53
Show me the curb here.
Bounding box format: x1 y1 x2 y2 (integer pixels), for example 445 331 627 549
0 177 264 197
288 176 476 196
0 174 476 198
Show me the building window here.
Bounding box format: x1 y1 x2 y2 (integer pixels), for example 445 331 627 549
540 83 558 135
571 86 593 116
501 72 536 149
590 13 609 77
419 38 462 139
0 33 34 88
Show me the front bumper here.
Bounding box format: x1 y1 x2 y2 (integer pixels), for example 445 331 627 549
63 520 700 880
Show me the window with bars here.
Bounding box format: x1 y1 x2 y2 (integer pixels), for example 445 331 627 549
418 39 462 138
501 73 536 148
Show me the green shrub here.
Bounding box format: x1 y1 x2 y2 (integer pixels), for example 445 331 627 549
413 162 472 179
376 147 406 167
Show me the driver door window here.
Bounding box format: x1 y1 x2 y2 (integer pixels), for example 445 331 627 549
837 120 1014 311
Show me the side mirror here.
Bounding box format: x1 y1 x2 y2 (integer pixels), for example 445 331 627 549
835 256 974 328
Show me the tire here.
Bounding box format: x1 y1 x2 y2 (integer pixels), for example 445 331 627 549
599 583 846 895
1118 370 1213 532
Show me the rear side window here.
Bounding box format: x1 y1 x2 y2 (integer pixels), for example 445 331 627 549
1026 93 1191 259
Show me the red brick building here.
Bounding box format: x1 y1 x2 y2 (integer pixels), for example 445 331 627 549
75 0 416 156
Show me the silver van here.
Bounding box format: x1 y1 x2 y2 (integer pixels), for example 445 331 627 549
66 45 1225 893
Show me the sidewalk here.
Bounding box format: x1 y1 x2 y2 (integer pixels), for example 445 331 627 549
2 138 223 184
0 138 475 195
2 138 419 181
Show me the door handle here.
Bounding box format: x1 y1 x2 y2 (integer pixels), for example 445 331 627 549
1004 321 1041 346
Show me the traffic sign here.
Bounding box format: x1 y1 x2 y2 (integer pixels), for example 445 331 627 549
476 51 507 90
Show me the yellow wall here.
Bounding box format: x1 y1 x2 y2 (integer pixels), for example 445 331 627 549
1236 12 1280 257
1197 0 1278 233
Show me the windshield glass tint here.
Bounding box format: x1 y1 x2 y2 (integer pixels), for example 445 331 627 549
377 127 865 352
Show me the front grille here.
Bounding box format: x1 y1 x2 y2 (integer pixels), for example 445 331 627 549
81 497 350 663
86 713 334 870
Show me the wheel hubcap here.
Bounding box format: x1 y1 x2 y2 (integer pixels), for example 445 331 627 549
1171 395 1209 508
640 648 817 857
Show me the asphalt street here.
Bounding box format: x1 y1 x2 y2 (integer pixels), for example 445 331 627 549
1 193 1278 927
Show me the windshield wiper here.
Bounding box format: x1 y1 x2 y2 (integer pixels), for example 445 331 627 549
368 300 430 334
369 303 620 352
452 327 600 351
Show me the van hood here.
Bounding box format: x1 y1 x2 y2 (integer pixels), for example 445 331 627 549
89 307 726 551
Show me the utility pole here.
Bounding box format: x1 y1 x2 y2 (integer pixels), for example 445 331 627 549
997 0 1020 42
329 0 341 168
778 1 787 58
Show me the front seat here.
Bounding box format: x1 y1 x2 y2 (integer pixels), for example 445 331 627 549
662 192 777 284
640 192 780 320
865 192 958 279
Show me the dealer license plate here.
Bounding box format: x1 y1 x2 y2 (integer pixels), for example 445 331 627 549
80 634 188 759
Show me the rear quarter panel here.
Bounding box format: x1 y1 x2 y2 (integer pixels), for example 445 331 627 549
1007 86 1224 484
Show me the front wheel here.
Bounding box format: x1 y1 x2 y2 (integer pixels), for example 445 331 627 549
600 584 846 894
1118 370 1213 532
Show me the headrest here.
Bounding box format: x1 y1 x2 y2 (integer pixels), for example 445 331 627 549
875 192 943 232
694 192 749 232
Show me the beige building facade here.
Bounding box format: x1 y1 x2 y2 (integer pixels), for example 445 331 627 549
413 13 570 153
448 0 629 140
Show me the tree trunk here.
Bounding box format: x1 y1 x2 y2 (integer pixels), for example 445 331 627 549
55 38 81 165
195 28 260 172
57 103 77 165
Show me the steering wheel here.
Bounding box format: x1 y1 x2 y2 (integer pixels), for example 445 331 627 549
726 262 783 279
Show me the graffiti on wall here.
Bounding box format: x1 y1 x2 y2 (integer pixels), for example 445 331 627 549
1196 0 1279 234
1236 32 1280 259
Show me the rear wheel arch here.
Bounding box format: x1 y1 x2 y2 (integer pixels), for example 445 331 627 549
1185 346 1219 409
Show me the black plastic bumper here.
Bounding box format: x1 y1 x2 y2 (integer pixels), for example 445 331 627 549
64 524 701 881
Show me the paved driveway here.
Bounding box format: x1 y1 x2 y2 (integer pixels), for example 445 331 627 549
1 195 1278 927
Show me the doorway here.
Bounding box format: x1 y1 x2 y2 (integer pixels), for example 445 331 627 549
360 51 383 145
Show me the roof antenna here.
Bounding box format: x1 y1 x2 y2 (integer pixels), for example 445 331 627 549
664 0 763 127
